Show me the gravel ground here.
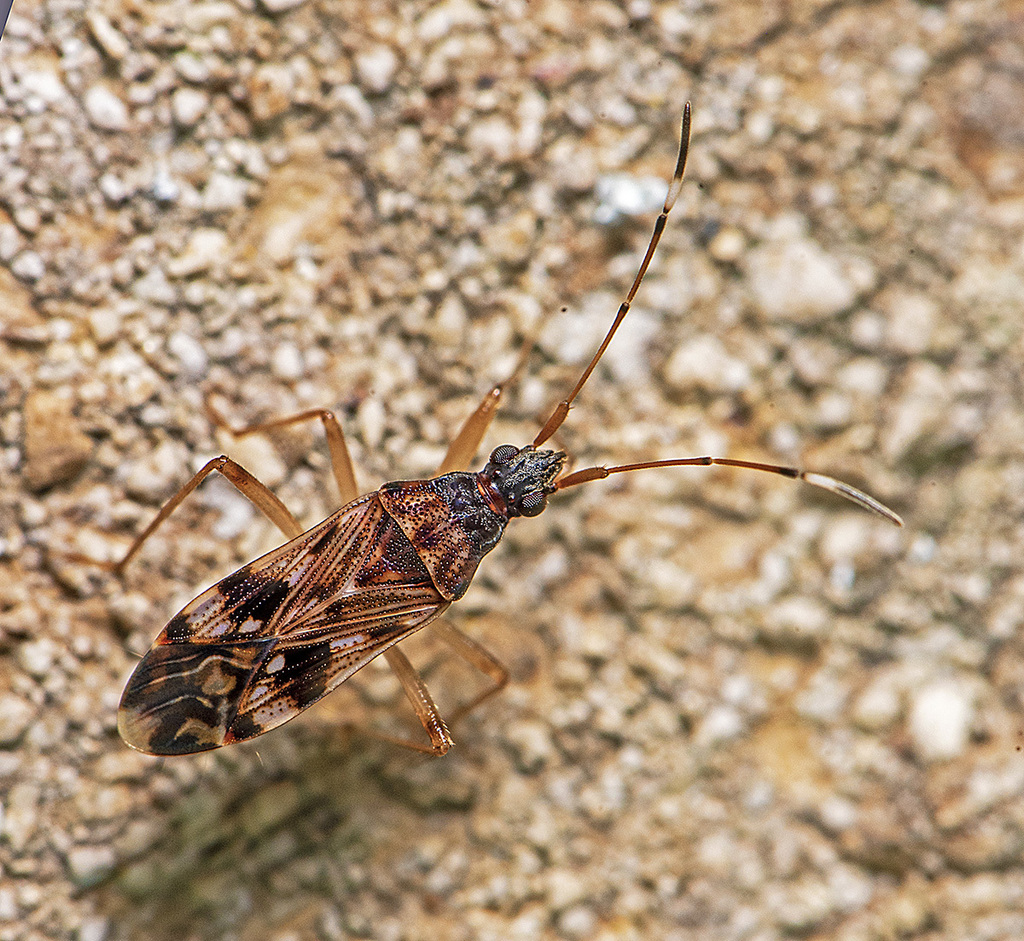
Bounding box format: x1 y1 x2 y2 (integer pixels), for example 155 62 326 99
2 1 1023 939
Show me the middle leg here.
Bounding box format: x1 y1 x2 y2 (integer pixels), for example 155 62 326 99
207 399 361 505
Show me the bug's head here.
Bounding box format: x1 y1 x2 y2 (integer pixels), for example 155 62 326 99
483 445 566 519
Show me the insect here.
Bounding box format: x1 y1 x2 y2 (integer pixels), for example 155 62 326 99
114 103 902 756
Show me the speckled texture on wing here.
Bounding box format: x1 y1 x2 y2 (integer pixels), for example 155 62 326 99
118 494 449 755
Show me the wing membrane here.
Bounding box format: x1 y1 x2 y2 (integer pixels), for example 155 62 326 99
119 494 449 754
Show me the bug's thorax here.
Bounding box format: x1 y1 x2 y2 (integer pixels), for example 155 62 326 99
374 446 566 602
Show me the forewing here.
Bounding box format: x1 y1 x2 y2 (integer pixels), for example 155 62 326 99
119 494 449 755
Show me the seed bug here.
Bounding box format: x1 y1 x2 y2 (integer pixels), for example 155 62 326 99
113 103 902 756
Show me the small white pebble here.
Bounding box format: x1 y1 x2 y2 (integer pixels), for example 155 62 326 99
355 45 398 94
66 845 116 888
889 44 929 77
167 330 208 379
745 236 857 323
884 290 938 355
909 533 936 564
202 172 248 211
84 85 129 131
87 13 129 60
77 917 111 941
98 172 128 204
854 678 901 731
0 693 35 746
171 87 208 127
593 173 666 224
557 905 596 940
467 115 516 162
909 679 974 762
357 398 386 450
11 251 45 281
168 228 228 278
151 167 180 203
708 226 746 262
211 490 255 541
765 596 828 639
271 341 305 380
664 334 750 393
850 310 885 349
17 638 58 679
696 704 744 746
829 561 856 592
20 69 66 106
819 795 858 832
124 440 189 501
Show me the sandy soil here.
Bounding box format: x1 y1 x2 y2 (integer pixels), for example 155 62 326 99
2 1 1023 939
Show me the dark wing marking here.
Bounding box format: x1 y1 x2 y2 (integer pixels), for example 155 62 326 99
119 494 450 755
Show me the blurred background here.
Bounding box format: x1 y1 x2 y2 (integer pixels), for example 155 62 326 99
1 1 1022 939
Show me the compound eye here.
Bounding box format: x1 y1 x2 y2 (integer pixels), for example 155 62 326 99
489 444 519 466
518 492 547 518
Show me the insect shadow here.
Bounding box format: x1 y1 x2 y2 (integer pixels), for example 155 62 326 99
94 733 406 939
97 103 902 759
